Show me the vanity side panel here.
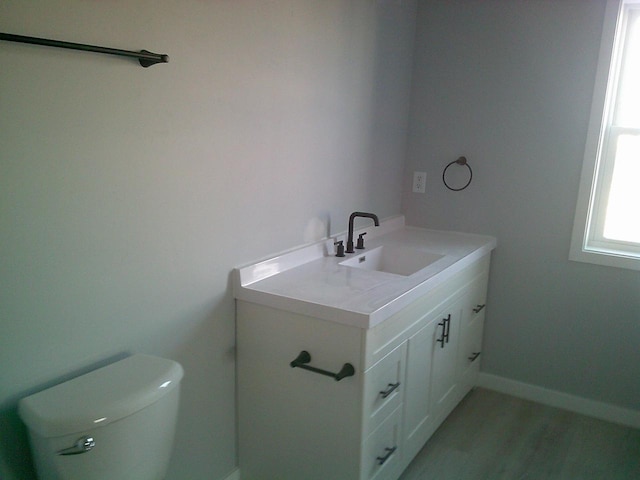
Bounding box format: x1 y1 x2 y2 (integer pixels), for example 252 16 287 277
237 301 365 480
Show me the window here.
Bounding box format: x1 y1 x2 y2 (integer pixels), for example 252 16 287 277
570 0 640 270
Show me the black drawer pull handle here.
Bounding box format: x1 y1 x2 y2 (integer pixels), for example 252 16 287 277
376 446 397 465
468 351 481 362
290 351 355 381
379 382 400 399
444 313 451 343
473 304 486 313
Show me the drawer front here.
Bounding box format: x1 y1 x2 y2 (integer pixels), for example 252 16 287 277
459 313 484 390
458 269 489 393
362 406 402 480
363 342 406 436
465 269 489 325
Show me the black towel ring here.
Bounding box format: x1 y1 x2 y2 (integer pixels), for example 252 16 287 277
442 156 473 191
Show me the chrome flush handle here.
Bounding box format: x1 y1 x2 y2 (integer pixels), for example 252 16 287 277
57 436 96 455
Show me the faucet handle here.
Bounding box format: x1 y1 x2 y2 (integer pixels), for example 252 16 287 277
356 232 367 249
334 240 345 257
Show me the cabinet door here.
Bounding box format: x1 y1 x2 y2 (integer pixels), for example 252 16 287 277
430 306 462 426
402 312 437 462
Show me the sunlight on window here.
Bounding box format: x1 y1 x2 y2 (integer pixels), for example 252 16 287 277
616 13 640 127
603 134 640 243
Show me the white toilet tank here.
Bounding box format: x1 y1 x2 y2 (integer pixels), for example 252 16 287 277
19 354 184 480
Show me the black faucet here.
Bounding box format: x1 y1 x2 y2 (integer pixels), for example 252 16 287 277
346 212 379 253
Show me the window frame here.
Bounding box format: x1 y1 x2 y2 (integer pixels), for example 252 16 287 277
570 0 640 271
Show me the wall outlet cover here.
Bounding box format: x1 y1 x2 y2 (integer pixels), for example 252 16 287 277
413 171 426 193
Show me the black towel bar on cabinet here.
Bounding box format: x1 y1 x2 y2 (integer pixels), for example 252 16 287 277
290 351 355 381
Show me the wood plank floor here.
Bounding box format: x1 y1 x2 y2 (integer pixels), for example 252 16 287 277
399 388 640 480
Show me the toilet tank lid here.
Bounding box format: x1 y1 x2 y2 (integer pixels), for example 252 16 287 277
18 354 184 438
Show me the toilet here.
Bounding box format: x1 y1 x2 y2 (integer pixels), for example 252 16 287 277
18 354 184 480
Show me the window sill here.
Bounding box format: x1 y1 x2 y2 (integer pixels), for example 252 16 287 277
569 244 640 271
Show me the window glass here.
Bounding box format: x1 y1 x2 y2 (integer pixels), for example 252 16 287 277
614 10 640 127
603 133 640 243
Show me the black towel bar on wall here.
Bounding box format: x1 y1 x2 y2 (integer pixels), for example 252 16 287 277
0 32 169 68
290 351 355 381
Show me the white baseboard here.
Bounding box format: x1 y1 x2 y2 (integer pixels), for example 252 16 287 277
223 468 241 480
478 372 640 429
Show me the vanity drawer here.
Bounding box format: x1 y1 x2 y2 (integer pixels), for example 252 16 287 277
363 342 406 437
458 267 489 392
465 267 489 323
361 406 402 480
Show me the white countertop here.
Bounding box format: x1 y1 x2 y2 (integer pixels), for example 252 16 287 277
233 216 496 329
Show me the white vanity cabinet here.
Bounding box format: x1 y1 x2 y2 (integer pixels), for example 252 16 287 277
236 253 491 480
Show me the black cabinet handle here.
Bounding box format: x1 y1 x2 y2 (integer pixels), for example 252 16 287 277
437 314 452 348
468 352 481 362
290 351 355 381
379 382 400 399
436 318 446 348
444 314 451 344
376 446 397 465
473 304 486 313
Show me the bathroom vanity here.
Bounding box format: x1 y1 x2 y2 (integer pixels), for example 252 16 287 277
234 216 496 480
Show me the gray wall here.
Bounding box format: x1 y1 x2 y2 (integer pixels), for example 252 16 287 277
403 0 640 411
0 1 417 478
3 1 638 479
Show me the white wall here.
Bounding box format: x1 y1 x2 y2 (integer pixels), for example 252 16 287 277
0 1 417 478
403 0 640 411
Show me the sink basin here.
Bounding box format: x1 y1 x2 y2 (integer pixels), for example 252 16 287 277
339 245 444 276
